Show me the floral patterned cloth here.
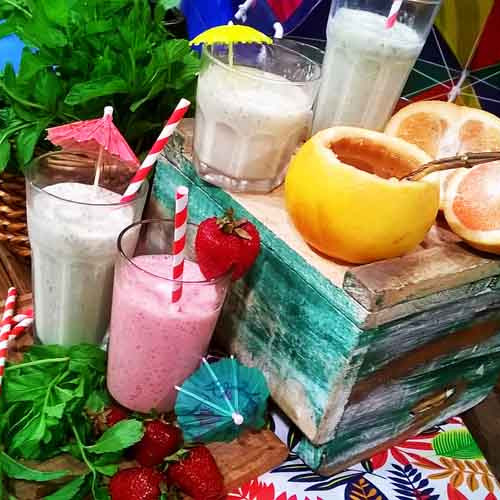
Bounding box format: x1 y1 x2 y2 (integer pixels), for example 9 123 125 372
227 411 500 500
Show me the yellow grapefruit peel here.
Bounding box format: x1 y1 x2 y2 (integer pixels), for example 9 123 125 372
284 127 439 264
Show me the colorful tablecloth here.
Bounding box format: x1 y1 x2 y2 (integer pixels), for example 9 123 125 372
228 411 500 500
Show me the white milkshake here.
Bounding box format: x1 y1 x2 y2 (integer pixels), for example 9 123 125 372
193 41 321 193
27 182 146 345
312 8 424 132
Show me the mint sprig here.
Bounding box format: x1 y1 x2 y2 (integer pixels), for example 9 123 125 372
0 0 199 172
0 343 145 499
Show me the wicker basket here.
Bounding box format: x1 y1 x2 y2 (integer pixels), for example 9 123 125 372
0 173 30 259
0 150 143 260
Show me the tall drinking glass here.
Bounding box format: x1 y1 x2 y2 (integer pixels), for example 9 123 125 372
26 151 147 346
194 40 322 193
312 0 442 133
107 219 232 413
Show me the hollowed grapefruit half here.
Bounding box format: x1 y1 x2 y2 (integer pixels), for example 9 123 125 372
284 127 439 264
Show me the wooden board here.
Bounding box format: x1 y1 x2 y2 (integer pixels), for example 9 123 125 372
7 430 288 499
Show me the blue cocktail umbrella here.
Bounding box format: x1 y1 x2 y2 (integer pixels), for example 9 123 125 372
175 357 269 443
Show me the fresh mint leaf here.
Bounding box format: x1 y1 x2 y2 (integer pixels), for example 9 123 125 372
21 14 67 48
64 77 129 106
45 403 66 419
95 463 119 476
34 71 64 112
0 142 11 172
41 0 71 27
17 49 52 83
44 474 88 499
24 345 69 361
69 344 107 373
93 452 124 466
5 370 53 403
15 119 51 167
0 452 68 481
85 389 111 413
94 485 112 500
9 412 46 458
86 419 144 454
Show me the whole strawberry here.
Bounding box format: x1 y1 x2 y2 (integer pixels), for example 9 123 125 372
133 420 182 467
167 445 224 499
195 208 260 281
89 405 129 434
109 467 165 500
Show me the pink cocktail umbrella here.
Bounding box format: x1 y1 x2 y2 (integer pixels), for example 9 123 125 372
47 106 139 186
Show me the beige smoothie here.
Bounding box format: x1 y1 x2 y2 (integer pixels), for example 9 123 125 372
313 8 424 132
194 62 313 188
27 182 145 345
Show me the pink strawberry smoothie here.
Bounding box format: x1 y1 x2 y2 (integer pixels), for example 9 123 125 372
107 254 224 412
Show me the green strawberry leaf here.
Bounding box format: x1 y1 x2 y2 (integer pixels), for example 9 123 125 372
432 429 484 459
86 419 144 454
0 451 68 481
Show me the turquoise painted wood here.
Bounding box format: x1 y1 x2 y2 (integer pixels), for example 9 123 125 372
151 138 500 473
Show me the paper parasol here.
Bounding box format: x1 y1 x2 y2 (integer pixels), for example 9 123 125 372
175 357 269 443
47 106 139 185
189 24 273 46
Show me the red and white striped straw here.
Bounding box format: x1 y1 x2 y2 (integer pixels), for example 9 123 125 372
172 186 189 303
12 309 33 324
120 98 191 204
9 316 34 341
0 287 17 394
386 0 403 28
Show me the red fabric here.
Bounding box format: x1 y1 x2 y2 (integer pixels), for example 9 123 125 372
267 0 303 22
470 1 500 70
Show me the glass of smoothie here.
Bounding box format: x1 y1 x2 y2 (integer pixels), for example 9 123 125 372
26 150 148 346
107 219 232 413
312 0 442 133
193 39 322 193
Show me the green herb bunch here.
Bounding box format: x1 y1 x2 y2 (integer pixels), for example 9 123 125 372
0 344 145 499
0 0 200 173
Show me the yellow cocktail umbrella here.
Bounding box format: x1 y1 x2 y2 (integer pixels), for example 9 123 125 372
189 25 273 67
189 25 273 47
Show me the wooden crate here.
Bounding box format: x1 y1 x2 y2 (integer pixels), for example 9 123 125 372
149 135 500 474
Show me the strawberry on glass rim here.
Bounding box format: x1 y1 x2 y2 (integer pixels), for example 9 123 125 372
195 208 261 281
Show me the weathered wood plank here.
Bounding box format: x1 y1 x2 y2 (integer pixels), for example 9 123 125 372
298 349 500 473
344 242 500 311
357 292 500 377
206 430 288 493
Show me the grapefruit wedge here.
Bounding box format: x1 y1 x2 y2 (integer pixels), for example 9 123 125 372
443 162 500 255
285 127 439 264
385 101 500 159
385 101 500 212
